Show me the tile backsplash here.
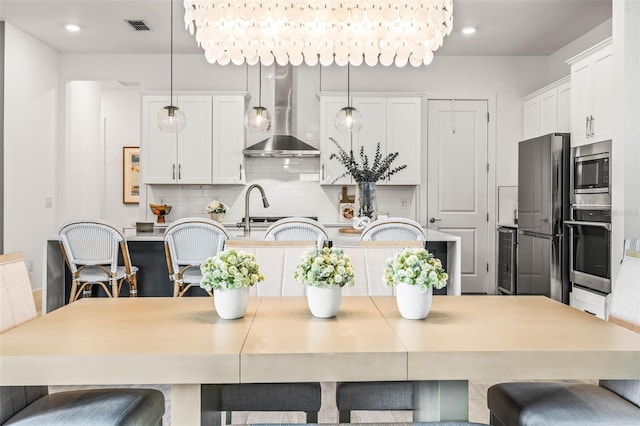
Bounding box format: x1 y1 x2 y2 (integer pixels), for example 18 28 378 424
142 157 418 225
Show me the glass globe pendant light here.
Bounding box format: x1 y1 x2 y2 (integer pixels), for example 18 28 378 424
335 64 363 133
157 0 186 133
244 62 272 131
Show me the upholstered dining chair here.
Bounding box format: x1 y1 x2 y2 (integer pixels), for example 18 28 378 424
0 252 165 425
264 217 329 249
58 219 139 302
361 217 427 241
163 217 229 297
486 238 640 426
336 218 428 422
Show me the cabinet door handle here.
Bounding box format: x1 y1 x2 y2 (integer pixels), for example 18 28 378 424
178 164 182 180
584 309 597 316
239 164 243 180
589 115 594 137
321 164 325 182
585 116 590 138
172 164 176 180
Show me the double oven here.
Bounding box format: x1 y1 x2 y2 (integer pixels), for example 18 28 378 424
565 140 612 294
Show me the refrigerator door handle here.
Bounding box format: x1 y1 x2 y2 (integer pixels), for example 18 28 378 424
564 220 611 231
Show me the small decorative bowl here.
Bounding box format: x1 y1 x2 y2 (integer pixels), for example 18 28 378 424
149 204 172 223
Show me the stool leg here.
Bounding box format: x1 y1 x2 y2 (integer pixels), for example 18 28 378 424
129 274 138 297
110 278 119 297
69 279 79 302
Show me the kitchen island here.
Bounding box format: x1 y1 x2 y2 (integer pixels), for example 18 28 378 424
44 224 460 312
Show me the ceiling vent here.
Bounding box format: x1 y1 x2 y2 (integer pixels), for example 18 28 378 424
126 20 151 31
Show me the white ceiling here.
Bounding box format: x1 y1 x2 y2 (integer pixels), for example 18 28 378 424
0 0 612 56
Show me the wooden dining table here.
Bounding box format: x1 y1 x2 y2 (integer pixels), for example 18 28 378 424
1 295 639 425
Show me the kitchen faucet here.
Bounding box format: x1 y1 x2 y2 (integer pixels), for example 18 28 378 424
244 184 270 234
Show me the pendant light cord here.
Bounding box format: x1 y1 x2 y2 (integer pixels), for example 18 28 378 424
258 62 262 106
347 64 351 107
170 0 174 106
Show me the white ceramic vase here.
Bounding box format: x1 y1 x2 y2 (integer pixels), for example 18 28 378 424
210 213 225 222
213 286 249 320
395 283 433 320
306 285 342 318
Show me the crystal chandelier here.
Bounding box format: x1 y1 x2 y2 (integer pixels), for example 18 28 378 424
183 0 453 67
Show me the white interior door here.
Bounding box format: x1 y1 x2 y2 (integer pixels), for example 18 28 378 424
427 100 489 294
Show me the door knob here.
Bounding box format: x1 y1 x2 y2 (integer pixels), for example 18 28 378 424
429 217 442 224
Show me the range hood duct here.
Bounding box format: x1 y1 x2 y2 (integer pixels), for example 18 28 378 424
243 65 320 158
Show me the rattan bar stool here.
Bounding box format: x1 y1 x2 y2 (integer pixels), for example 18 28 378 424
58 219 139 302
163 217 229 297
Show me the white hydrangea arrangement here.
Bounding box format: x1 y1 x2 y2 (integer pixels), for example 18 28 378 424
294 247 355 288
200 249 264 291
206 199 227 214
383 247 448 293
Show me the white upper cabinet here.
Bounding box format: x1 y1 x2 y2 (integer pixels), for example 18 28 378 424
212 96 246 184
141 93 246 184
383 97 421 185
321 93 421 185
567 38 613 147
176 96 213 184
522 76 570 140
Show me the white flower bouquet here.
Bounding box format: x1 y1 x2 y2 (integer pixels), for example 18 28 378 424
294 247 355 288
200 249 264 291
206 199 227 214
383 247 448 293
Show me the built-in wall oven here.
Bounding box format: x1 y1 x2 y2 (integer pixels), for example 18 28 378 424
565 208 611 294
566 139 612 295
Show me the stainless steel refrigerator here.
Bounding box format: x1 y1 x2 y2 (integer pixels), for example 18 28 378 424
517 133 570 303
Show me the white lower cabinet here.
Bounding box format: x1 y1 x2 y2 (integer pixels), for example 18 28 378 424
141 93 245 185
570 285 607 320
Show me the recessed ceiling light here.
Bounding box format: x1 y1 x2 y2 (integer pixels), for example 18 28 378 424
65 24 81 32
462 27 476 35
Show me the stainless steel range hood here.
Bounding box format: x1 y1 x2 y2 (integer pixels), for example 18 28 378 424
243 65 320 158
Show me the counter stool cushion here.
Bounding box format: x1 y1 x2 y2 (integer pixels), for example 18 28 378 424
3 388 164 426
487 382 640 426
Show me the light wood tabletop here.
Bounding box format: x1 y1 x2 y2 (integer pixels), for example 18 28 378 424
373 295 640 381
2 295 639 424
0 297 258 425
240 296 407 383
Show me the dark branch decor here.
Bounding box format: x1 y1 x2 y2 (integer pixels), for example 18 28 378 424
329 137 407 183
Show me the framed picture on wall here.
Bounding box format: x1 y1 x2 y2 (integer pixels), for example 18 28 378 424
123 146 140 204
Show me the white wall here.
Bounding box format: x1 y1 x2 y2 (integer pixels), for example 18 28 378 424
547 19 613 82
611 0 640 286
3 23 58 289
101 88 142 228
62 81 102 221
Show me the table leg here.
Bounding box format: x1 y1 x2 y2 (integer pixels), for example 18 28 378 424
412 380 468 421
172 384 202 425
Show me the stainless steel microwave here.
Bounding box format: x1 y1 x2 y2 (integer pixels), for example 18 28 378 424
570 140 611 206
